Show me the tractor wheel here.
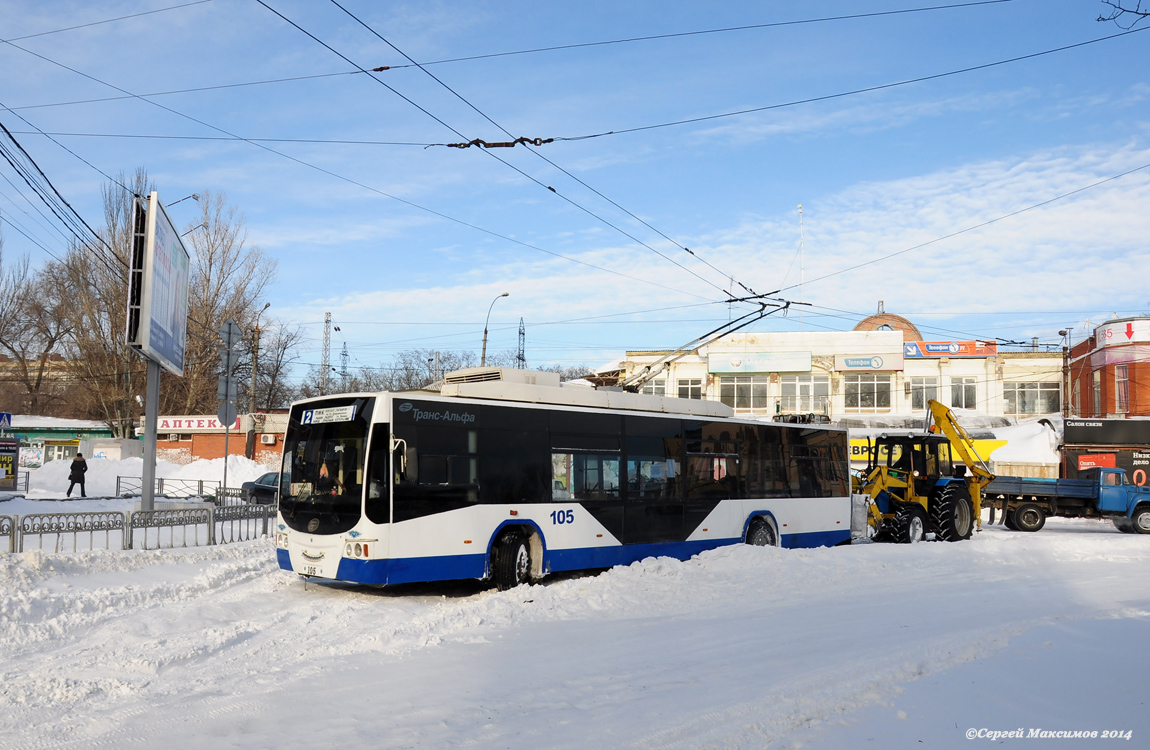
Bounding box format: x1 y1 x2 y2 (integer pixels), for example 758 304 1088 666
1012 503 1046 533
1132 505 1150 535
872 522 895 543
492 530 531 591
892 504 927 544
931 483 974 542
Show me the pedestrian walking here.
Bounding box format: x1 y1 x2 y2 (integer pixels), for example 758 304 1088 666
67 453 88 498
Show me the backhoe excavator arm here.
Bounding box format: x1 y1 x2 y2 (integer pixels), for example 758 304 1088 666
926 399 996 529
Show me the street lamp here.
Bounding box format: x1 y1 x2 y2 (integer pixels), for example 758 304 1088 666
481 292 509 367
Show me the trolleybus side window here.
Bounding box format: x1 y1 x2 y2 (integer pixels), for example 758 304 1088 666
552 452 621 501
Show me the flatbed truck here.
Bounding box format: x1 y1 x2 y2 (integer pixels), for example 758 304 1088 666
984 467 1150 534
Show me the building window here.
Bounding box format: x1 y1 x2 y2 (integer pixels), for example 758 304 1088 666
1004 382 1061 415
719 375 768 412
780 374 830 413
910 377 938 411
1115 365 1129 414
677 378 703 400
845 373 891 413
1092 370 1101 416
950 377 977 409
640 379 665 397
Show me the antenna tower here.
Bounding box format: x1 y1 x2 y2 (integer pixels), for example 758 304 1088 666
321 312 331 395
517 317 526 369
340 342 349 389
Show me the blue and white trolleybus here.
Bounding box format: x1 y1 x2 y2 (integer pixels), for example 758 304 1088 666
274 367 851 589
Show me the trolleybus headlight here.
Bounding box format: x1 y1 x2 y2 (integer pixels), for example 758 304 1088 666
354 543 362 557
345 543 353 557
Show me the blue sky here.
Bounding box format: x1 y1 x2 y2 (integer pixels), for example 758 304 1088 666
1 0 1148 380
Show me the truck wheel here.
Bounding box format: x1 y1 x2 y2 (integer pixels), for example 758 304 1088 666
931 484 974 542
1132 505 1150 535
1003 509 1018 530
893 504 927 544
1113 516 1135 534
492 531 531 591
746 517 777 547
1012 503 1046 533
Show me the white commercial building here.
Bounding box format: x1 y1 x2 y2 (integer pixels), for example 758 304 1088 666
620 314 1062 425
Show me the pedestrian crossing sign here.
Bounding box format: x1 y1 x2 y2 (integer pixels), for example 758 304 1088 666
0 413 10 429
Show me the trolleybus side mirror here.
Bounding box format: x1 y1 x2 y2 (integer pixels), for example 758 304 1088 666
391 435 408 481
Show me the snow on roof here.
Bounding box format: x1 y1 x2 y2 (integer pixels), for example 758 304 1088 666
11 415 109 429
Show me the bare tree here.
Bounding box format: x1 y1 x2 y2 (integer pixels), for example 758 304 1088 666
244 320 304 410
56 169 149 436
166 190 276 415
1099 1 1149 27
0 253 72 413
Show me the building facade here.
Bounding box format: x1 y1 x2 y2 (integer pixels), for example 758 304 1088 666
623 318 1063 423
152 412 288 467
1069 317 1150 418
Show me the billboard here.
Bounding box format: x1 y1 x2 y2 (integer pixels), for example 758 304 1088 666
126 192 191 376
708 352 811 374
903 340 998 358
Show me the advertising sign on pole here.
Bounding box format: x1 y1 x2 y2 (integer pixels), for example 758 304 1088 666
126 192 191 377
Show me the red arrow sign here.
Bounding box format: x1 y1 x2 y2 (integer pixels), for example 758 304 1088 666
1126 323 1134 339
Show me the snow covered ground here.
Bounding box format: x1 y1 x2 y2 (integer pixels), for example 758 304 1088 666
1 516 1147 749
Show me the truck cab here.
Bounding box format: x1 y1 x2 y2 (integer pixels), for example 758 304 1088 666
1088 467 1150 518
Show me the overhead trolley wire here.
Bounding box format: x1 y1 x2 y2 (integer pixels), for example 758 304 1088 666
0 0 213 43
778 159 1150 294
0 37 718 304
545 26 1150 145
327 0 760 300
257 0 739 301
355 1 1020 71
2 0 1014 116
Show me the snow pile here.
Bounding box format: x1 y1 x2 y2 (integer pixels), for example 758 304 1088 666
10 414 108 429
987 419 1061 465
0 521 1147 748
23 455 269 500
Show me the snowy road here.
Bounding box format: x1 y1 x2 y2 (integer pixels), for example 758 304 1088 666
2 517 1148 749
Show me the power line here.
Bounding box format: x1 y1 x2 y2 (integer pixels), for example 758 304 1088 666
546 26 1150 144
257 0 738 301
0 37 719 304
782 158 1150 293
2 130 432 147
370 1 1021 70
1 0 213 43
327 0 759 300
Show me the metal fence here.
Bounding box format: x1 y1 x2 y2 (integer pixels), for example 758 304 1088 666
130 507 214 550
18 511 128 553
7 503 276 553
115 475 241 503
1 514 14 553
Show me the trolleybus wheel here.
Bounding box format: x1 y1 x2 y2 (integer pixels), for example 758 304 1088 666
746 517 777 547
492 531 531 591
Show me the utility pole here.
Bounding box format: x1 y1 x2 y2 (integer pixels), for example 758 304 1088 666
340 342 349 390
798 204 804 331
517 317 526 369
321 312 331 395
1059 329 1072 417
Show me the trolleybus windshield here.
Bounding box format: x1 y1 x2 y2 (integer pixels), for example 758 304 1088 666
280 397 374 535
